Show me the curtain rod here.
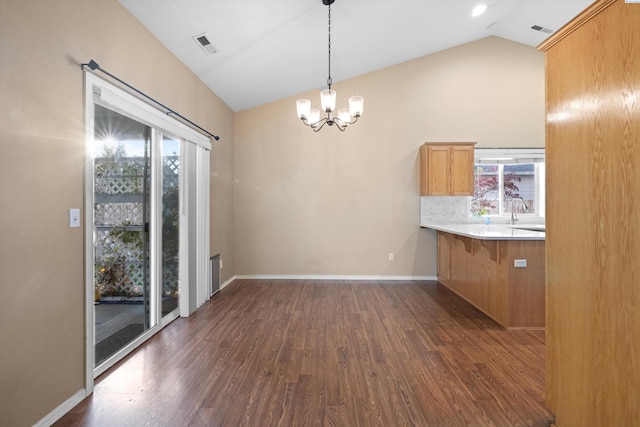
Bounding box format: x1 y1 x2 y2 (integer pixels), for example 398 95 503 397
81 59 220 141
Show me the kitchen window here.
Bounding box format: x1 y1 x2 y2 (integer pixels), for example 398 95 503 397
471 148 545 218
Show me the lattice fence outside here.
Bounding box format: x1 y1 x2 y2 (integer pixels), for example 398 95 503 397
95 157 147 195
94 156 180 299
95 203 144 227
165 156 179 175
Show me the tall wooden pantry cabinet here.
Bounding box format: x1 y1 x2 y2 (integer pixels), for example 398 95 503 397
537 0 639 425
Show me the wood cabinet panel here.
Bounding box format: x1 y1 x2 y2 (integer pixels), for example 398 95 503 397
503 240 545 328
437 233 452 281
420 143 476 196
538 0 640 424
436 231 544 329
450 145 475 196
425 145 450 196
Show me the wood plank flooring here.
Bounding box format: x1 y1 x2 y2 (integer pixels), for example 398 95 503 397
55 279 554 426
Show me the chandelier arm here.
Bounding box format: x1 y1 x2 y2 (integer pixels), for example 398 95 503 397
334 114 360 127
334 121 346 131
312 118 329 132
301 116 329 131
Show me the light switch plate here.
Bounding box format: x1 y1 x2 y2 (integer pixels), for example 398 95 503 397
69 208 80 228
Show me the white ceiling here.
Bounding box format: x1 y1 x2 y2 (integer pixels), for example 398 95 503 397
118 0 592 112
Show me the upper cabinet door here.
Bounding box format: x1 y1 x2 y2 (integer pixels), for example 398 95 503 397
422 145 450 196
450 145 475 196
420 142 476 196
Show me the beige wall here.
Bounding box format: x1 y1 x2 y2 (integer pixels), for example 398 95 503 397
234 36 544 277
0 1 234 425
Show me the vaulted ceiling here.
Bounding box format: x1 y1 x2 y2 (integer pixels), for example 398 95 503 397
119 0 592 112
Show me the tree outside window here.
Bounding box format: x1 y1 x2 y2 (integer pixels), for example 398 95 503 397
471 163 537 216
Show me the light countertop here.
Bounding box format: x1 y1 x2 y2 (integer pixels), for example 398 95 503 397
420 222 545 241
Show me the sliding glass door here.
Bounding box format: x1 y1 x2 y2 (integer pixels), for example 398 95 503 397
91 109 186 373
85 72 211 386
161 135 181 318
93 105 153 368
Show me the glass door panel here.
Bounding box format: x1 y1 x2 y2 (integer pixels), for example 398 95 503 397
93 104 151 367
161 135 180 318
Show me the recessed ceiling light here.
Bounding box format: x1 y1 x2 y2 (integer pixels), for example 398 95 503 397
472 4 487 17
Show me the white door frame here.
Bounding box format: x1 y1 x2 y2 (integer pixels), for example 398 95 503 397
83 72 211 393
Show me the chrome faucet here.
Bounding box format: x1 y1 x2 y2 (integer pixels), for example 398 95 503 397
510 197 528 225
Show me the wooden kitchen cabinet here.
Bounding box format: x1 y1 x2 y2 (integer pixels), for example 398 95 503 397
537 0 640 424
435 231 545 329
420 142 476 196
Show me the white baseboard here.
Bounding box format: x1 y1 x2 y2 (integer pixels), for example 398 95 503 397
34 388 86 427
217 274 437 294
230 274 437 282
220 276 236 290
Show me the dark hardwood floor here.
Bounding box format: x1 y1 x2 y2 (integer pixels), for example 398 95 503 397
55 279 554 426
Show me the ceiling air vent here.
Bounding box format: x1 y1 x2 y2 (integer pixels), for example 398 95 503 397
531 24 554 34
192 33 217 55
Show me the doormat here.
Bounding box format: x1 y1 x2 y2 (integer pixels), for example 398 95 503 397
95 323 144 366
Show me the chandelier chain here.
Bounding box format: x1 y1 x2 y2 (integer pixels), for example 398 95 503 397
327 3 332 88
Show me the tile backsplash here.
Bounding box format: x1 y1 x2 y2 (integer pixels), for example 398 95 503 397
420 196 469 224
420 196 544 225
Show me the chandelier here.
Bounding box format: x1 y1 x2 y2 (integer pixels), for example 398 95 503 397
296 0 364 132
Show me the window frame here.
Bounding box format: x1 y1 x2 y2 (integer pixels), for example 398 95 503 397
472 148 545 219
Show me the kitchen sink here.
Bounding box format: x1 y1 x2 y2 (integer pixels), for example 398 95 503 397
510 224 546 232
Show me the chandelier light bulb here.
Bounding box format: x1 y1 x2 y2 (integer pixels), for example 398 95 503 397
296 99 311 119
308 109 321 126
320 89 336 113
338 108 351 125
349 96 364 117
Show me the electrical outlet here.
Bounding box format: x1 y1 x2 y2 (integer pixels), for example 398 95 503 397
388 252 395 261
514 259 527 268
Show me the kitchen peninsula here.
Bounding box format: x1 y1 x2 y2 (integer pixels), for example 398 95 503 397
422 222 545 329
